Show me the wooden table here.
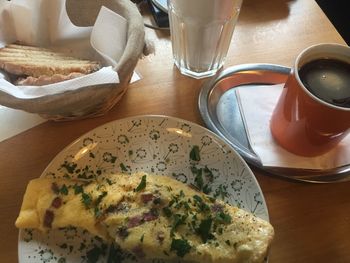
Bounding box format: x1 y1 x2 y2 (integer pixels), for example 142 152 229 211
1 0 349 262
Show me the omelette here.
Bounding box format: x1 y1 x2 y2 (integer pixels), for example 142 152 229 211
16 172 274 263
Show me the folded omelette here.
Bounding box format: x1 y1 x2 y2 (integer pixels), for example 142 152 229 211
16 172 274 263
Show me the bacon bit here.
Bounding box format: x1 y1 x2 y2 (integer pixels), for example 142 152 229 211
212 203 224 212
143 209 159 222
127 209 159 229
51 183 60 194
132 245 145 258
44 210 54 228
127 215 143 228
141 193 154 203
51 197 62 208
157 231 165 243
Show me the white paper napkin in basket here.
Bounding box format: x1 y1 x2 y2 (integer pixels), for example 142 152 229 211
0 0 128 99
236 84 350 170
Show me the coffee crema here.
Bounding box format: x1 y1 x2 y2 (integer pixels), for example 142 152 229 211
298 58 350 108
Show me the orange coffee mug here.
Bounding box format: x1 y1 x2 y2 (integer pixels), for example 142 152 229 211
270 43 350 157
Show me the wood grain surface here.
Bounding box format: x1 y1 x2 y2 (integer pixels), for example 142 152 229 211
0 0 349 262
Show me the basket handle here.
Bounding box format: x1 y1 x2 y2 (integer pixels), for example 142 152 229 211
66 0 145 84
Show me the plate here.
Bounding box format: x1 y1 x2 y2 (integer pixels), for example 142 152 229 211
18 115 269 262
198 64 350 183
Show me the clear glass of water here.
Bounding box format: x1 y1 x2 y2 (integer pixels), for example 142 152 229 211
168 0 243 79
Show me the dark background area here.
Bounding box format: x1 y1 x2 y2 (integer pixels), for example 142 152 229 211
316 0 350 45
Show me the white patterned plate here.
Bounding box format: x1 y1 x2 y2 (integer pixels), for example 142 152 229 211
18 115 269 263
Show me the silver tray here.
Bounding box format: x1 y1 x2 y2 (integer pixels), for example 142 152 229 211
198 63 350 183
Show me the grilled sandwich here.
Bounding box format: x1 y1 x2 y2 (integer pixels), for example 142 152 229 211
0 44 101 85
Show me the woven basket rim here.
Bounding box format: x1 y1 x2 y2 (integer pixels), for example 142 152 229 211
0 0 145 121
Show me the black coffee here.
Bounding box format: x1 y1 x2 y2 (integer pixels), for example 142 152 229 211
299 58 350 108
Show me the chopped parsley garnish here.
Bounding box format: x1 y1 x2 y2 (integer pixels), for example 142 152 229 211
218 227 223 235
153 197 162 205
182 201 190 210
96 191 108 205
179 190 185 198
94 207 102 218
163 207 172 217
134 175 147 192
73 184 83 195
170 238 192 257
190 166 213 194
60 161 77 174
168 199 175 207
193 195 203 203
193 195 210 212
86 245 105 263
81 192 92 208
202 184 212 194
106 244 126 263
76 166 96 180
171 214 188 235
214 184 229 200
215 211 232 224
197 217 213 243
60 184 69 195
208 196 216 203
204 166 214 182
140 234 144 243
120 163 128 172
193 167 204 190
189 145 201 161
106 178 113 185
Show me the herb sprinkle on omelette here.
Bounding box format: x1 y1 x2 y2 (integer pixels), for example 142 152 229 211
16 172 274 263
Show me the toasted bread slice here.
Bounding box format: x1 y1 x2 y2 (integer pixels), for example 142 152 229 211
0 44 101 77
15 72 85 86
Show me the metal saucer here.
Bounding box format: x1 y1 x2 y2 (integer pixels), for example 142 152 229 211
198 63 350 183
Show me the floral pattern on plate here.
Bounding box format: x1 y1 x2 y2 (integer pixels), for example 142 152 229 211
19 115 269 263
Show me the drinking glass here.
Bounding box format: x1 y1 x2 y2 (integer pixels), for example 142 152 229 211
167 0 243 79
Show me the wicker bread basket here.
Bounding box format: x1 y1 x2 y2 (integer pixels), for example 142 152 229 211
0 0 145 121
